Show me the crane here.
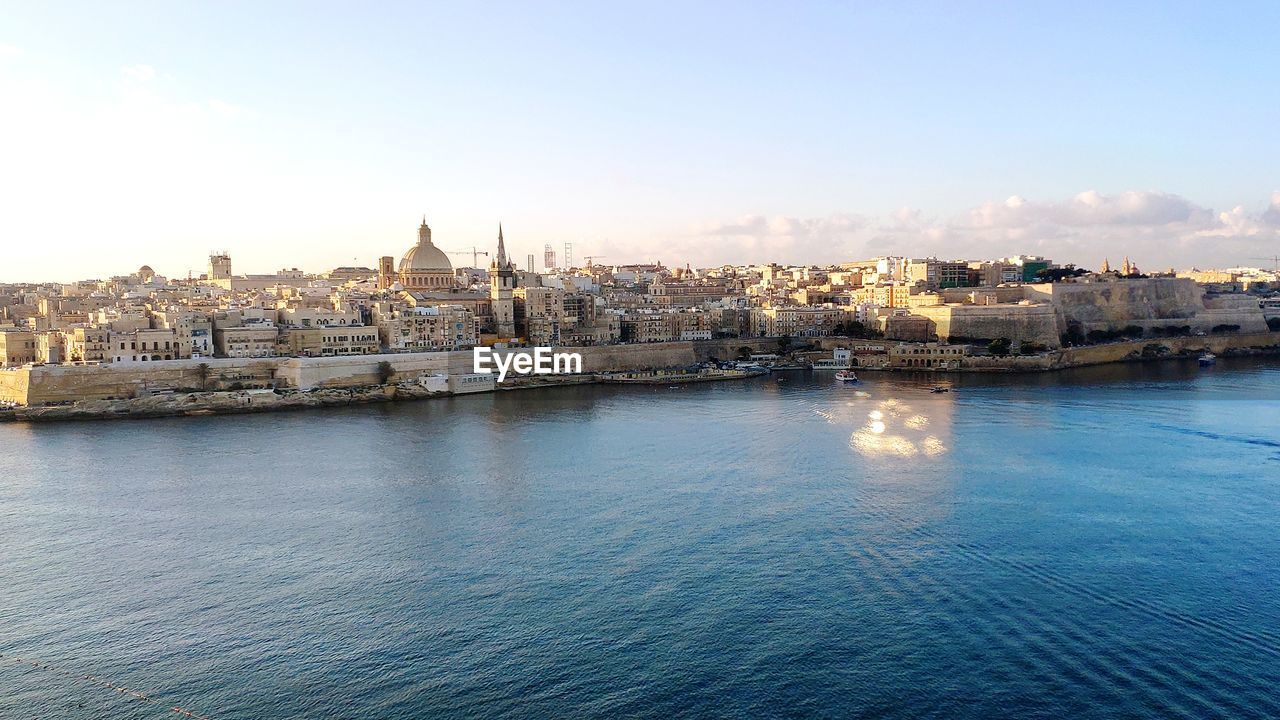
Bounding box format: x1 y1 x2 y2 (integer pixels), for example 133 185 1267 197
1249 256 1280 272
447 248 490 267
583 255 607 268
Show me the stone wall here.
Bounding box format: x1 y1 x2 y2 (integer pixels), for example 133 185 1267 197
1024 277 1206 328
0 338 786 405
1055 331 1280 368
911 303 1061 347
7 359 280 406
0 369 29 405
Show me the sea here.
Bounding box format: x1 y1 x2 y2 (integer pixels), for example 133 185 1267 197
1 358 1278 719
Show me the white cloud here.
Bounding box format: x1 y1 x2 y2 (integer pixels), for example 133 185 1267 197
675 213 868 266
686 190 1280 270
1261 191 1280 227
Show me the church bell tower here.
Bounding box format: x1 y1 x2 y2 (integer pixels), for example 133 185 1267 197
490 223 518 338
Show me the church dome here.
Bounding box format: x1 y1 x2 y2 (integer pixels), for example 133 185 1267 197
399 218 452 272
401 243 451 271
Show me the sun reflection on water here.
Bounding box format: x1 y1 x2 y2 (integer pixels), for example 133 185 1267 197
844 394 950 458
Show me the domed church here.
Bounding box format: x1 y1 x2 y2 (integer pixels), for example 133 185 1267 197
397 216 455 288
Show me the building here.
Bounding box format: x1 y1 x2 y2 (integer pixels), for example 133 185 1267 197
888 343 969 369
377 305 479 351
647 280 730 308
0 329 37 366
208 252 232 282
751 306 848 337
278 327 380 357
107 328 187 363
377 256 396 290
214 325 279 358
65 327 109 363
327 266 378 284
393 217 456 289
490 224 518 338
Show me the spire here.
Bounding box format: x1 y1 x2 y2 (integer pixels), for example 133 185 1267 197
496 222 508 268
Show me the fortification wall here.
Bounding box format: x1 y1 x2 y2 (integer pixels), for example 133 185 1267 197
1056 331 1280 368
17 359 280 405
277 352 462 390
912 304 1061 347
1024 278 1205 326
0 369 30 405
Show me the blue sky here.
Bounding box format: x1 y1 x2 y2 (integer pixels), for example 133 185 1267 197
2 1 1278 281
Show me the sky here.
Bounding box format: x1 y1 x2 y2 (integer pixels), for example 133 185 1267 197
1 1 1278 282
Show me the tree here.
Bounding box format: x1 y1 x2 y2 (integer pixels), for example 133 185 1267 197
1019 341 1047 355
736 346 753 360
1062 324 1086 346
377 361 395 385
988 337 1012 356
195 363 210 391
1035 266 1088 282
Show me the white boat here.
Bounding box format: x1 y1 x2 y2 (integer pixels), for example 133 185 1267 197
1198 353 1216 366
835 370 858 382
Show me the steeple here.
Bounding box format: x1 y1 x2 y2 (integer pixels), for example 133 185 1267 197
495 223 508 268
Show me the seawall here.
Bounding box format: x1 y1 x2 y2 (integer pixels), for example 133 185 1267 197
0 338 783 407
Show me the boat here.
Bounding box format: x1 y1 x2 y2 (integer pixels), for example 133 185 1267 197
930 386 951 393
1198 353 1217 366
835 370 858 383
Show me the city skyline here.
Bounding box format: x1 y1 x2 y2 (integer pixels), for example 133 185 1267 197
3 2 1279 282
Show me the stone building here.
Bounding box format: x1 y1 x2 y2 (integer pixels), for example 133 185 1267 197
214 326 280 358
489 225 518 338
0 329 37 366
278 327 380 357
751 306 848 337
376 305 479 352
391 218 456 290
66 327 109 363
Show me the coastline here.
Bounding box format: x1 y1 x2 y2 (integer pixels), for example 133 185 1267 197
3 332 1278 423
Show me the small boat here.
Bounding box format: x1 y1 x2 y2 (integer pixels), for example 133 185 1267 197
930 386 951 393
835 370 858 383
1198 353 1216 366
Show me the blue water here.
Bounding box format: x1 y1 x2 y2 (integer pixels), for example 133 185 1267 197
2 359 1278 719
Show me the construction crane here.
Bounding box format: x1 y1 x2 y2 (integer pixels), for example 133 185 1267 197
583 255 607 268
1249 256 1280 272
447 248 490 267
